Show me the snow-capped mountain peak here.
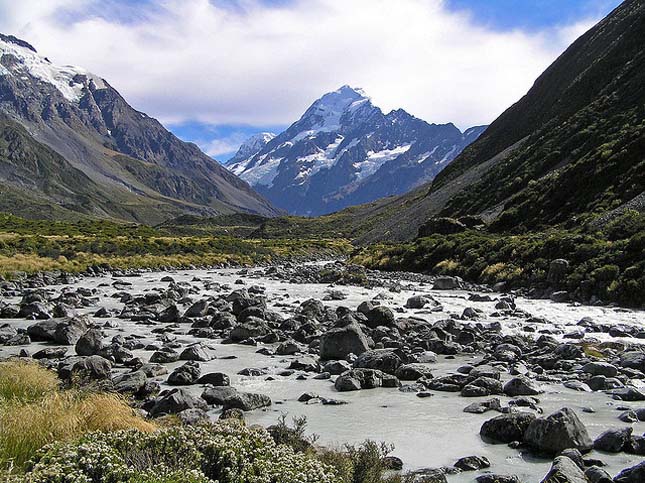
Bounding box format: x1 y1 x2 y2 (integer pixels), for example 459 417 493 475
0 33 106 102
227 86 487 216
234 132 276 160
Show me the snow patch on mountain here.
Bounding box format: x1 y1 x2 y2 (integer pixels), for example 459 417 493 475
0 36 105 102
354 144 412 181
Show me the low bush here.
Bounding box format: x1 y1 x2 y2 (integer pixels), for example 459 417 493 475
20 423 338 483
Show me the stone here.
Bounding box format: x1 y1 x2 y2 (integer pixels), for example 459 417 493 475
619 352 645 372
581 362 617 378
480 412 536 443
167 361 201 385
150 348 180 364
540 455 588 483
454 456 490 471
319 323 370 360
334 368 398 391
75 328 104 356
614 462 645 483
396 363 434 381
113 370 148 396
150 388 207 416
524 407 593 455
70 355 112 381
366 306 396 328
353 349 402 375
179 343 212 361
584 466 613 483
433 276 460 290
593 427 632 453
196 372 230 386
503 376 542 396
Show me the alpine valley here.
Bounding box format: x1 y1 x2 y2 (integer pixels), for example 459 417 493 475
227 86 486 215
0 34 279 224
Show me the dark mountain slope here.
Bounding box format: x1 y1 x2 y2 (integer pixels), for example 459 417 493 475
0 34 279 222
351 0 645 242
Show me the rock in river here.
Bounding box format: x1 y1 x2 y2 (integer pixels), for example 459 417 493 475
524 407 593 455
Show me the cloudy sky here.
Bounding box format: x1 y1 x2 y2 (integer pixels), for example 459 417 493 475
0 0 622 160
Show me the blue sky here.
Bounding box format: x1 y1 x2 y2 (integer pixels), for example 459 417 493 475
0 0 623 161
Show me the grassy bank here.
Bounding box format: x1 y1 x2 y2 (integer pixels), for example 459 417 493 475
0 361 404 483
351 211 645 307
0 213 351 276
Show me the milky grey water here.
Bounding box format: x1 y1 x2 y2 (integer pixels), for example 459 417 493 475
1 266 644 482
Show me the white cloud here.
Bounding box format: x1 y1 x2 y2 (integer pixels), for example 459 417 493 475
0 0 601 130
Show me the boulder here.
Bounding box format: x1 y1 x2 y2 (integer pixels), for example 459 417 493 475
540 455 587 483
365 306 396 328
433 276 460 290
319 323 370 360
75 328 104 356
167 361 201 385
454 456 490 471
69 355 112 381
480 412 537 443
334 368 398 391
593 427 632 453
179 343 212 362
524 407 593 455
619 352 645 372
614 462 645 483
150 388 207 416
584 466 613 483
395 363 434 381
353 349 402 375
503 376 542 396
196 372 230 386
581 362 617 378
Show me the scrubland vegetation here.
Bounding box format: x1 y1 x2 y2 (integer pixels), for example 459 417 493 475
0 361 405 483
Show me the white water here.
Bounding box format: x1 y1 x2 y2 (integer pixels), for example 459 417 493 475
1 266 644 482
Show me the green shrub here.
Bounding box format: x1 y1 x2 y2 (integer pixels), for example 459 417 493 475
23 424 339 483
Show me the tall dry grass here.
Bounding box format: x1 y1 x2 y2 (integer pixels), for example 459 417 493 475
0 360 156 471
0 359 60 402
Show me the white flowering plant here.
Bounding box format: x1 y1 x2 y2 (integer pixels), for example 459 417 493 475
17 422 340 483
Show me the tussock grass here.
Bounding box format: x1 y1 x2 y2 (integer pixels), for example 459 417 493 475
0 360 59 403
0 361 155 471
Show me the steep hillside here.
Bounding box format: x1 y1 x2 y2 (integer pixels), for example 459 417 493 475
354 0 644 242
0 34 279 223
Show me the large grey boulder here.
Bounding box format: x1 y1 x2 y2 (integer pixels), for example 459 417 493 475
319 323 370 360
614 462 645 483
581 362 617 378
593 427 632 453
334 368 398 391
524 407 593 455
540 455 587 483
180 343 212 362
167 361 201 385
150 388 208 416
365 306 396 328
75 328 104 356
619 352 645 373
480 412 536 443
353 349 402 375
200 386 270 411
503 376 542 396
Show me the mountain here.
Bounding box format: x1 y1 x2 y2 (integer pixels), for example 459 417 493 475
228 132 276 169
226 86 486 216
339 0 645 243
0 34 279 223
